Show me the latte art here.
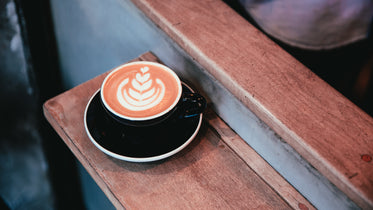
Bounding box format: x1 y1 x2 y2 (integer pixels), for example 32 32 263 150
116 67 166 111
101 62 182 120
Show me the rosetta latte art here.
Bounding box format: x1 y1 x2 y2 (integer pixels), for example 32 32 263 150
116 66 165 111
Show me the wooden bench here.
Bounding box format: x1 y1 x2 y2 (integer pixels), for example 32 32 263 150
43 52 313 209
128 0 373 209
44 0 373 208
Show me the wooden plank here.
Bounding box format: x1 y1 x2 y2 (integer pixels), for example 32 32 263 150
130 0 373 208
204 109 315 210
43 53 313 209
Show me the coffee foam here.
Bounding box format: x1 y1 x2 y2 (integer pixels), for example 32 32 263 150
101 62 182 120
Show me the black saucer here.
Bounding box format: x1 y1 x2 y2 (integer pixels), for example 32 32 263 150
84 84 202 162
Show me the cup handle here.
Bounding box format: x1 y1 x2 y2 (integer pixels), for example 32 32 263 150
178 92 207 118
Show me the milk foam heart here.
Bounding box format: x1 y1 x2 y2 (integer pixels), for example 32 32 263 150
101 62 182 120
116 77 165 111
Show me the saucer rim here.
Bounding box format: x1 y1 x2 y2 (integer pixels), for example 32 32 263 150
84 86 202 163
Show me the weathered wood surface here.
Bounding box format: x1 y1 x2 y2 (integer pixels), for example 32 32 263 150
43 53 313 209
130 0 373 208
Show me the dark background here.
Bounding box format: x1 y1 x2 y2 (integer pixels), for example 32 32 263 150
0 0 84 209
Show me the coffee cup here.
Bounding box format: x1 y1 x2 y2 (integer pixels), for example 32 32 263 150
100 61 206 127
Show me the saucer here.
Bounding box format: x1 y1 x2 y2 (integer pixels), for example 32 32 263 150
84 84 203 162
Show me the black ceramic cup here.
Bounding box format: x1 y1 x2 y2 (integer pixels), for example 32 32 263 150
100 61 206 127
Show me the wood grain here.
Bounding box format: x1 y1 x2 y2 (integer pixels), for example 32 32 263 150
43 53 313 209
130 0 373 208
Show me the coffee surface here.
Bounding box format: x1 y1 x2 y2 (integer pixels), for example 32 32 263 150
101 62 181 120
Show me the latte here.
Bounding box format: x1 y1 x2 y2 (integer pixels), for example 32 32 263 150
101 62 182 120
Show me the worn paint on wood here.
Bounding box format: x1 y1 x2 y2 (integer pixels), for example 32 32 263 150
130 0 373 208
43 53 313 209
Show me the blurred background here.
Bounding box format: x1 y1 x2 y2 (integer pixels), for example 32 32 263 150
0 0 372 209
0 0 82 209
